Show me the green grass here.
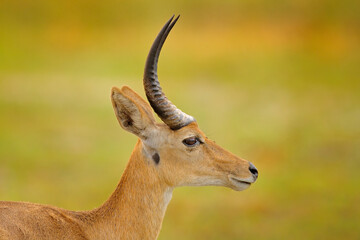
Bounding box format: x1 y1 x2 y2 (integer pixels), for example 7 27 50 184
0 1 359 239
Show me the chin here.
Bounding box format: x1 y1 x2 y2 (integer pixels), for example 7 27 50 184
231 182 251 191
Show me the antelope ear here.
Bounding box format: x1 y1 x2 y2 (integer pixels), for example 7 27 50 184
111 86 156 139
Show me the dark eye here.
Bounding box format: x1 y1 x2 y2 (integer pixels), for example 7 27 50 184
183 137 199 147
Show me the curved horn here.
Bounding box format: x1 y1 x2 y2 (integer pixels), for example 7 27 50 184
143 15 195 130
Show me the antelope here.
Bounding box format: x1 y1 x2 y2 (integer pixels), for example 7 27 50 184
0 15 258 240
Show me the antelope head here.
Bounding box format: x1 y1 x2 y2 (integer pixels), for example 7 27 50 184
111 15 258 192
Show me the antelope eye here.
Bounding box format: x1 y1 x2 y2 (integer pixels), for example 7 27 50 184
183 137 199 147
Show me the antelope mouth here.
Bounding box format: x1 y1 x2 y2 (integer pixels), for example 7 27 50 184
228 175 253 191
231 178 251 185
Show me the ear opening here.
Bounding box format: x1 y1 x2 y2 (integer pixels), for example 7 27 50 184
120 86 156 123
111 86 156 139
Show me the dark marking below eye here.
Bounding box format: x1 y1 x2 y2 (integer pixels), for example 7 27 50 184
152 153 160 164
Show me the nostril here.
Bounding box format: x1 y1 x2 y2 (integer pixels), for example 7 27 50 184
249 162 258 179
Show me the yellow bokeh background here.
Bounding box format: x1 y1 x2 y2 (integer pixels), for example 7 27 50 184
0 1 359 239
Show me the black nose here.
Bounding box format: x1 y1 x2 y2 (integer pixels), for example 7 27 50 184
249 162 258 179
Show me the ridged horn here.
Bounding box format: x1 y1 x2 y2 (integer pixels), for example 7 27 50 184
143 15 196 130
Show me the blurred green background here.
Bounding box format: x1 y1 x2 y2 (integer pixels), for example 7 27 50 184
0 0 359 239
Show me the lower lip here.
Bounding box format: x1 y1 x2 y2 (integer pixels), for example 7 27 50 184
230 178 251 185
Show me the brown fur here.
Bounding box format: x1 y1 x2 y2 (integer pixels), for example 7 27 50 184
0 86 257 239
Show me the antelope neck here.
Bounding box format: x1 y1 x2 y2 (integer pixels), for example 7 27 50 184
87 140 173 240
